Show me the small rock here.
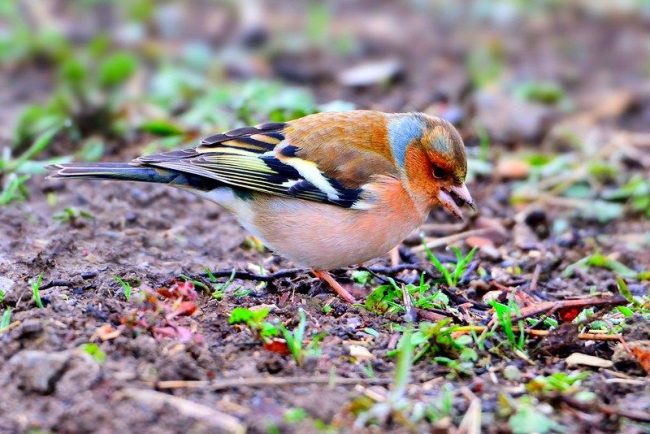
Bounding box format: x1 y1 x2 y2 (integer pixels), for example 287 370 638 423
513 222 539 250
17 319 43 338
8 350 70 394
557 231 579 248
482 290 503 304
338 58 403 87
496 159 530 179
349 344 374 362
55 352 102 397
513 210 541 250
566 352 613 368
481 245 502 260
503 365 522 381
346 316 362 330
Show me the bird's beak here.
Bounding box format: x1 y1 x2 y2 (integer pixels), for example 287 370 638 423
437 183 476 220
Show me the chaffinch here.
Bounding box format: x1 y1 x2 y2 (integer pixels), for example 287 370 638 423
50 110 475 303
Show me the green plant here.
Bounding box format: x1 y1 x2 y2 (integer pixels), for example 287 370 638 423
603 176 650 218
365 275 449 316
114 276 132 301
284 408 308 424
490 299 526 350
31 273 44 308
0 308 11 330
179 274 210 292
98 52 138 89
364 279 403 314
229 306 278 340
509 397 559 434
616 276 642 307
2 127 61 174
425 384 454 424
354 327 414 428
423 245 477 287
563 253 638 279
80 343 107 363
234 80 319 124
467 43 505 89
205 269 238 300
53 207 94 225
0 174 30 205
514 81 566 105
277 308 319 365
389 319 478 376
0 127 66 206
526 371 591 395
351 270 372 285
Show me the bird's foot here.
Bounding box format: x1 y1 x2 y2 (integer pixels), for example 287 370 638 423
312 269 356 304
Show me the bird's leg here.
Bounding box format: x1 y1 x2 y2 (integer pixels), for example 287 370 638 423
312 270 356 304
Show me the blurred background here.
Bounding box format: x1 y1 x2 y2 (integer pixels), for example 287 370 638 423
1 0 649 225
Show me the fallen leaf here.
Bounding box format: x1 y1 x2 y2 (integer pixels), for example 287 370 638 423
173 301 198 317
349 344 374 362
558 307 582 322
94 324 121 341
264 339 290 355
629 341 650 374
566 352 613 368
157 280 198 301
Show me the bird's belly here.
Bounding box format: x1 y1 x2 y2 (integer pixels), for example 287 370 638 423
249 196 425 270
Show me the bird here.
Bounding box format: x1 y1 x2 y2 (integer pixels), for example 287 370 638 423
49 110 475 303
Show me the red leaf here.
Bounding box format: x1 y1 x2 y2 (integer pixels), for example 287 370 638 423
630 345 650 374
156 287 175 298
175 301 197 316
157 280 198 301
558 307 582 322
263 339 290 355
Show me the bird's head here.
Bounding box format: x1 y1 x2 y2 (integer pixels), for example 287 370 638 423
388 113 475 219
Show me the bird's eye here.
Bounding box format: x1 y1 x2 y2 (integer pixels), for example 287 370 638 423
432 166 446 179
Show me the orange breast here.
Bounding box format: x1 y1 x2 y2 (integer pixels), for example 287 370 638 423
250 177 426 270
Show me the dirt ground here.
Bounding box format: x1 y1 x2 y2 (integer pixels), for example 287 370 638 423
0 1 649 433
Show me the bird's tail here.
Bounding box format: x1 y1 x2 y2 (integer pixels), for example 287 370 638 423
48 162 224 192
48 162 182 184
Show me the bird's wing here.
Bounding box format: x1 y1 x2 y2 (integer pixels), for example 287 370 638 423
136 111 399 209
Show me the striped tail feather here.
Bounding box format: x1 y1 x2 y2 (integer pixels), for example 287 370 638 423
47 162 227 193
47 162 182 184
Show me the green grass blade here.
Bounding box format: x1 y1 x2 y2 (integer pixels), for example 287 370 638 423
31 273 44 308
423 244 452 286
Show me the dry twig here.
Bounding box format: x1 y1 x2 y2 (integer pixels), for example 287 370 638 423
155 376 391 391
